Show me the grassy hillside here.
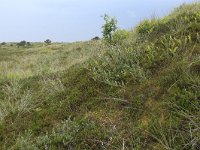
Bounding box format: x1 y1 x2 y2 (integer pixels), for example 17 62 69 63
0 2 200 149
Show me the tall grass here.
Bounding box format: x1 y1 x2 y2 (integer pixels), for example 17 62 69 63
0 79 34 122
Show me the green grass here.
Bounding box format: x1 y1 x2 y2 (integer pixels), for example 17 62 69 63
0 2 200 149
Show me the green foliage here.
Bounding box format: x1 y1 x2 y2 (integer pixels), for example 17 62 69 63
102 14 117 43
0 80 34 122
136 19 157 35
149 103 200 150
11 118 97 149
112 29 130 45
90 47 147 87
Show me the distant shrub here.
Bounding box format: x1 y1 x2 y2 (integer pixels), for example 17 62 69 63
27 42 31 46
17 40 27 47
44 39 52 45
92 36 100 41
112 29 130 45
17 41 32 47
1 42 6 45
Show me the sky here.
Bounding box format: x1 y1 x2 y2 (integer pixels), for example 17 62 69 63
0 0 197 42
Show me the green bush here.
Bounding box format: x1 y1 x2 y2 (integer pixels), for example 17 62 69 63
112 29 130 45
136 19 157 35
89 47 147 87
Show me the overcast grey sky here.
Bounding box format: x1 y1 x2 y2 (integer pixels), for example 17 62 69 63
0 0 196 42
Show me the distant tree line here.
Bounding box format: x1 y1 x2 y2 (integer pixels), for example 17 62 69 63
17 41 31 47
1 42 6 45
15 39 52 47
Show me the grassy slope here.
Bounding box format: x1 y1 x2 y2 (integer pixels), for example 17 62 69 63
0 2 200 149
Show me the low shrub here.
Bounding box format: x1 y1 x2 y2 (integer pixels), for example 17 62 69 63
112 29 130 45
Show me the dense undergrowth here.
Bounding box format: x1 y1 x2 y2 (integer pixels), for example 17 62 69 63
0 2 200 149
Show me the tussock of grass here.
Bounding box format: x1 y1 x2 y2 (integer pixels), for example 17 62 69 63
0 80 34 122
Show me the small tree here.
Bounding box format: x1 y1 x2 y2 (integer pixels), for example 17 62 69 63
44 39 51 45
102 14 117 43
